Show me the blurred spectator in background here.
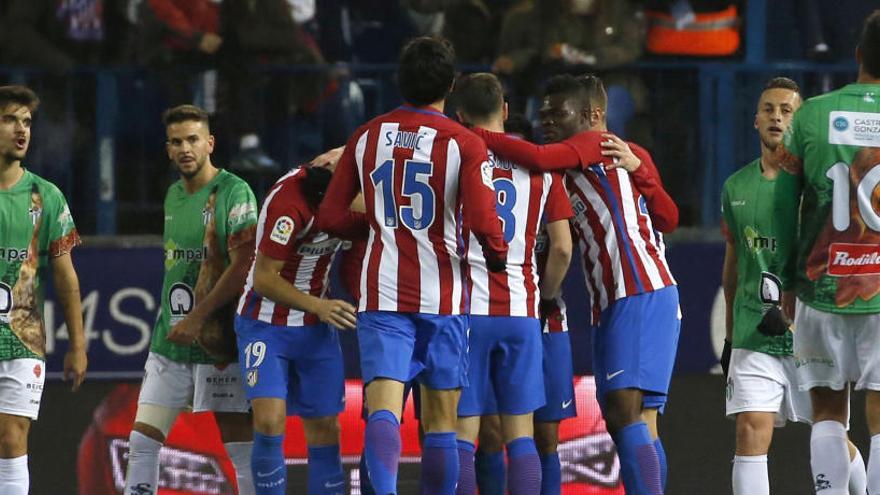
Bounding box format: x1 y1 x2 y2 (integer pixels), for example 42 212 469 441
644 0 740 57
494 0 646 138
799 0 880 61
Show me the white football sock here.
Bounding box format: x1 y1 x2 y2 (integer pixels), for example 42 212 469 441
125 430 163 494
867 434 880 495
811 420 851 495
732 455 769 495
0 455 29 494
225 441 255 495
849 446 867 495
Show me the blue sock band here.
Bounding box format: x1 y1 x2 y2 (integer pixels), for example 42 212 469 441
307 444 345 495
654 438 667 489
506 437 541 495
252 432 286 495
615 422 662 495
456 440 476 495
475 448 506 495
421 432 459 495
540 452 561 495
365 410 401 495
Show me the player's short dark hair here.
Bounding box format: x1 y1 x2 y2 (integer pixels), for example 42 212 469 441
504 113 534 141
858 10 880 78
577 74 608 113
763 77 800 94
0 85 39 112
162 104 210 129
544 74 589 110
303 166 333 207
452 73 504 123
398 36 456 107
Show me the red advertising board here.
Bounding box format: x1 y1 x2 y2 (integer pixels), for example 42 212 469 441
79 377 623 494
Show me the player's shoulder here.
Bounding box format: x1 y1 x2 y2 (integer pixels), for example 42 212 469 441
627 141 651 159
723 159 760 191
267 168 309 208
26 170 65 200
216 169 254 193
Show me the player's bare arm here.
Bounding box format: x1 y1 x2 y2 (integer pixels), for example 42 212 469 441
721 241 738 344
51 252 87 391
252 253 357 330
539 220 572 299
166 239 255 344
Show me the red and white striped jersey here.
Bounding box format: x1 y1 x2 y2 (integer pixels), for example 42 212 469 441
565 155 675 324
535 230 570 333
237 169 343 327
317 106 507 315
467 151 573 317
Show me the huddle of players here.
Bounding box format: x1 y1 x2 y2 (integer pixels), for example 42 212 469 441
114 35 684 495
721 10 880 495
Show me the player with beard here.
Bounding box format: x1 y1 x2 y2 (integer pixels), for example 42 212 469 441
0 85 87 494
772 11 880 495
124 105 258 495
473 74 680 495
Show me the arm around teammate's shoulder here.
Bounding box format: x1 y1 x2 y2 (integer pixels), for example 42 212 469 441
471 127 583 171
458 134 508 271
316 140 369 239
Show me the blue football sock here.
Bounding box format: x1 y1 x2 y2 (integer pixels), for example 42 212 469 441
475 448 506 495
539 452 561 495
364 410 401 495
614 422 662 495
252 432 286 495
420 432 459 495
654 438 667 489
308 444 345 495
359 453 376 495
506 437 541 495
456 440 476 495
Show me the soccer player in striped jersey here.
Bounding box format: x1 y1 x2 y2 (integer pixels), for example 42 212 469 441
125 105 258 495
474 74 680 495
450 73 574 495
234 165 358 495
317 37 507 495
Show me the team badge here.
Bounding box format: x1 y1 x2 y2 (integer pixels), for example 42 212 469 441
0 282 11 324
33 363 41 378
247 369 258 387
270 216 294 245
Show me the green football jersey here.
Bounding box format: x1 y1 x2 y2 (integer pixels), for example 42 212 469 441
0 170 80 361
151 169 257 364
722 159 791 355
775 83 880 314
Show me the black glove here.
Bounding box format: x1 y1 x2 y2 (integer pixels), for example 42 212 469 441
485 255 507 273
539 298 559 330
720 339 732 378
757 305 790 336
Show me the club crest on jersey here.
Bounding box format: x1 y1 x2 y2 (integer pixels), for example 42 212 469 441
202 206 214 226
247 369 258 387
270 216 294 245
28 206 41 226
0 282 11 323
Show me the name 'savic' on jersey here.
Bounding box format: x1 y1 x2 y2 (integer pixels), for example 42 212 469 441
317 106 507 315
0 170 80 361
467 149 573 317
473 130 678 324
775 83 880 314
154 169 258 364
238 169 345 327
722 159 792 356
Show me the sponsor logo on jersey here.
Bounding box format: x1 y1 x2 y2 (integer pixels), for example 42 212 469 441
0 282 11 323
829 111 880 146
0 247 29 262
480 160 495 188
168 283 195 322
228 202 257 227
744 226 777 253
297 236 341 257
164 241 208 270
270 216 294 245
759 271 782 304
33 363 41 378
827 243 880 276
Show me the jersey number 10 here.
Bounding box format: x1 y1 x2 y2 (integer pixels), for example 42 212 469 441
826 162 880 232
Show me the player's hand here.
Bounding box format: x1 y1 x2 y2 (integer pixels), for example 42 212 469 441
601 134 641 173
781 290 796 321
167 313 203 345
198 33 223 54
64 347 88 391
757 305 791 336
315 298 358 330
539 297 560 331
720 339 731 378
310 146 345 172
